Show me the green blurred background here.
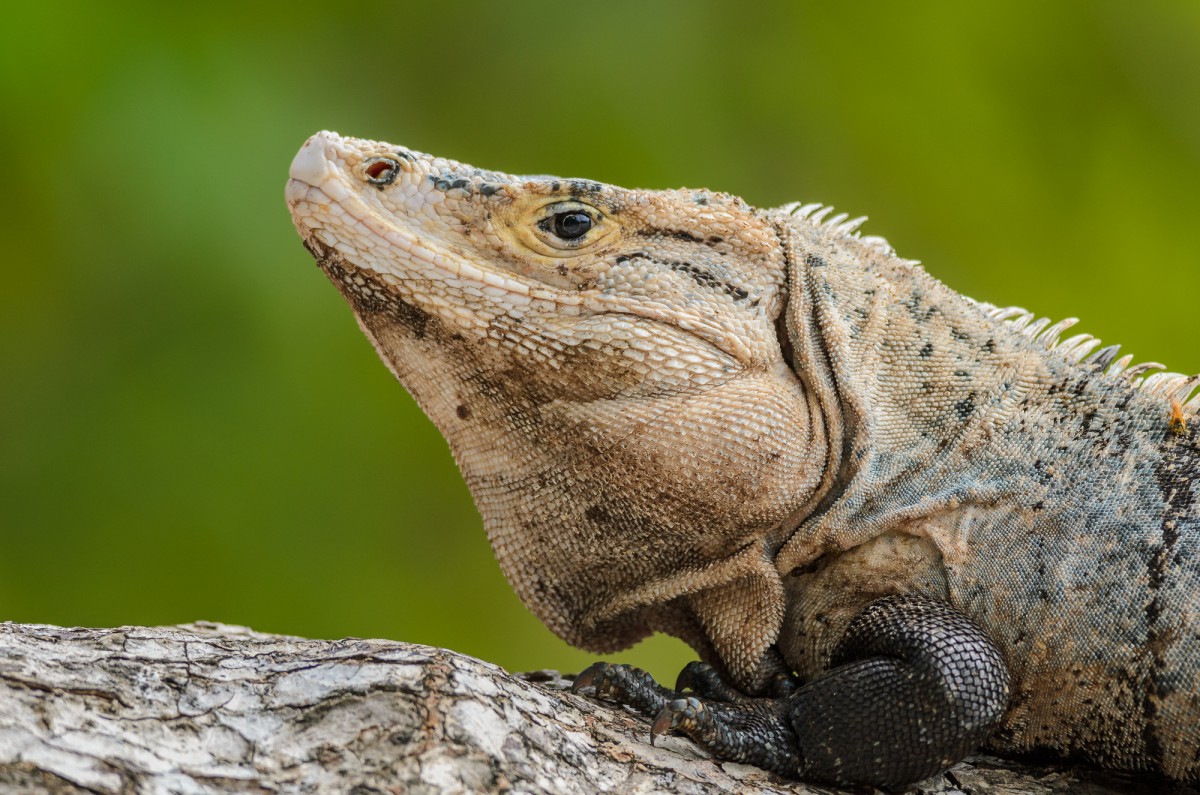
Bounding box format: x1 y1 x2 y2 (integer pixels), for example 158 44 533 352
2 2 1197 681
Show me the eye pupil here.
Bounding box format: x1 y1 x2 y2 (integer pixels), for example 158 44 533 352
554 212 593 239
364 158 400 185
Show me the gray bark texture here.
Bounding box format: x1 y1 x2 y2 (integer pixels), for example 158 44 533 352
0 621 1171 795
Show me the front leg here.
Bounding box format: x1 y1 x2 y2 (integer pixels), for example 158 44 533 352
792 595 1010 787
572 595 1010 789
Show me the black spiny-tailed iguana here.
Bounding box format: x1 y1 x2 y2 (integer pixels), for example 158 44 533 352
285 131 1200 789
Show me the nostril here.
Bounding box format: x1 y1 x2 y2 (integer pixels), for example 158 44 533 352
364 157 401 185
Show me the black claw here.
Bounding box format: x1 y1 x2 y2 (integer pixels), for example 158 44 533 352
768 671 799 699
570 661 607 694
651 697 705 745
650 711 666 746
674 660 747 702
673 661 705 693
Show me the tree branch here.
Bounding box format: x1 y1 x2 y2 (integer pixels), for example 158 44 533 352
0 622 1145 794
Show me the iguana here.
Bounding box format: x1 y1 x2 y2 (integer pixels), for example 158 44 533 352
285 131 1200 789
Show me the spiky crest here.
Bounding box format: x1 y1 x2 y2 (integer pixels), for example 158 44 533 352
972 302 1200 415
775 201 1198 416
775 201 906 262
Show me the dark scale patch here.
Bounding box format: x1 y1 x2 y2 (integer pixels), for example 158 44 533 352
955 392 977 420
671 262 749 302
568 179 604 196
775 309 796 370
637 228 704 244
315 249 432 340
618 252 750 302
635 228 727 250
805 254 827 268
983 338 996 353
302 237 330 261
429 174 473 194
391 149 414 160
359 281 429 339
480 183 500 196
919 342 934 358
585 503 617 529
1033 536 1050 603
456 404 472 420
1079 410 1096 436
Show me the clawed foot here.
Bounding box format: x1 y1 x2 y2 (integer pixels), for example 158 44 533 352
572 661 803 778
571 661 676 718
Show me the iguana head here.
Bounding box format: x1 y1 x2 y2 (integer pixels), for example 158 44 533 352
286 131 828 688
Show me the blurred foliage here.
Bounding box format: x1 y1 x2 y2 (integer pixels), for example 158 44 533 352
1 1 1197 682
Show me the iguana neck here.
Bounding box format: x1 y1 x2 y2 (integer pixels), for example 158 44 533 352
774 220 1058 571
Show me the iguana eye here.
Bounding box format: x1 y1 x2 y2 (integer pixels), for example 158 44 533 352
521 201 613 255
539 209 597 243
552 212 593 240
363 157 401 186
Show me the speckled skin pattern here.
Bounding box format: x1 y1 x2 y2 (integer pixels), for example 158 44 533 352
286 132 1200 783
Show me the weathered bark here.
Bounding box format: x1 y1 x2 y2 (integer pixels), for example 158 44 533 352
0 622 1170 794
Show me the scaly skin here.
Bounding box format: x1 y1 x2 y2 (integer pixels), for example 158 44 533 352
285 131 1200 785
